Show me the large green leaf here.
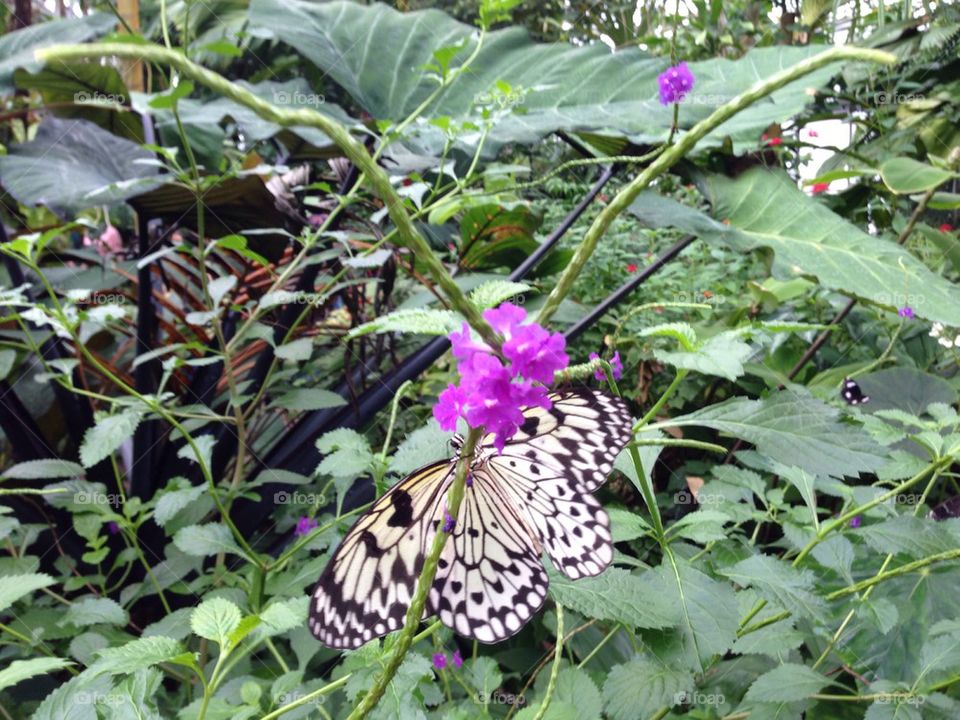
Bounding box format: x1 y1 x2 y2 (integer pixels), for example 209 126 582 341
0 117 165 214
247 0 841 151
630 173 960 324
0 13 117 95
665 391 887 479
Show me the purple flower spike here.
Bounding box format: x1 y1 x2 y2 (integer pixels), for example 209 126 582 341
503 323 569 384
452 649 463 668
589 351 623 381
442 508 456 533
434 383 467 431
294 516 318 537
433 653 447 670
658 62 695 105
898 306 915 320
849 516 862 529
107 521 120 535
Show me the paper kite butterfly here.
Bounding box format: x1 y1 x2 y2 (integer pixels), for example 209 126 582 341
308 388 633 649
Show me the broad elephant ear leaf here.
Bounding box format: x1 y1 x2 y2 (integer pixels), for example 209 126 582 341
246 0 841 153
628 171 960 325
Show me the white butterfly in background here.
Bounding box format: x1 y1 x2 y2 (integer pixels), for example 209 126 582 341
308 387 634 649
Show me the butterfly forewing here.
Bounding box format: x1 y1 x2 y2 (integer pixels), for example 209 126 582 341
309 388 634 648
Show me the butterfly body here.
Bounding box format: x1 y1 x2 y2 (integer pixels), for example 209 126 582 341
309 388 633 649
841 377 870 405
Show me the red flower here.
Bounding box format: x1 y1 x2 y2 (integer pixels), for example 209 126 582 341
767 137 782 146
811 183 830 194
401 177 413 187
940 223 955 233
626 263 638 273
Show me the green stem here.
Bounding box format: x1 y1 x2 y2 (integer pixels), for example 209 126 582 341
826 548 960 600
532 604 564 720
345 429 482 720
534 46 896 326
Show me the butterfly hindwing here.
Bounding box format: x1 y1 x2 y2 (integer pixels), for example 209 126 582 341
308 461 454 649
309 388 633 648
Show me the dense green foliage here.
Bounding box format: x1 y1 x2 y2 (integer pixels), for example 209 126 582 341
0 1 959 719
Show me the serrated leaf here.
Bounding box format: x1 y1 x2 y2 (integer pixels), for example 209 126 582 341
316 428 374 478
548 567 677 629
256 597 307 639
602 656 693 720
732 619 804 659
0 459 85 481
667 391 886 479
655 331 754 381
744 664 831 702
720 555 823 619
174 523 243 558
191 597 242 645
389 420 451 476
854 516 958 558
0 657 73 693
270 388 347 411
274 337 314 361
667 509 731 544
62 597 127 628
608 507 652 542
0 573 54 612
89 636 188 675
468 280 530 309
79 409 142 468
347 308 461 339
154 484 206 527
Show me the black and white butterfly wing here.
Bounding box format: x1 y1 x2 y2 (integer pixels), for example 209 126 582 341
487 389 633 579
309 461 454 649
429 473 548 643
309 388 633 648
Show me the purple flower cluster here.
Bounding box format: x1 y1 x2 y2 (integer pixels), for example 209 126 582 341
433 649 463 670
589 351 623 381
433 303 569 452
898 306 915 320
294 516 318 537
658 62 695 105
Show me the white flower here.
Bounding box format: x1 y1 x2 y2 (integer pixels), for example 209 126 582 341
930 322 944 338
939 337 953 348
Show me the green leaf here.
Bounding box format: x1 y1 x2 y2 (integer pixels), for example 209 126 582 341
602 656 693 720
467 656 503 702
274 337 314 361
316 428 374 479
174 523 243 558
247 1 841 153
880 157 956 194
667 509 731 544
744 664 831 702
720 555 823 619
549 666 603 719
0 459 85 481
389 420 450 476
0 657 73 693
547 567 678 630
667 392 887 479
347 308 461 339
0 573 54 612
90 636 189 675
468 280 531 310
655 558 740 663
191 597 242 646
854 516 958 559
632 172 960 325
608 507 653 543
0 13 117 94
80 409 143 468
732 619 804 659
62 597 128 628
655 331 754 381
256 597 308 639
270 388 347 412
154 484 206 527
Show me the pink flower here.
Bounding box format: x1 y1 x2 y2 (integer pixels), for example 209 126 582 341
433 653 446 670
452 649 463 668
589 351 623 381
658 62 695 105
807 129 819 138
433 302 567 452
626 263 638 273
811 183 830 195
294 516 317 537
941 223 955 233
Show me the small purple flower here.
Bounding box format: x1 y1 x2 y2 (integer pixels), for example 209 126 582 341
658 62 695 105
107 521 120 535
849 516 862 528
442 508 456 533
433 653 447 670
589 351 623 381
503 323 569 384
434 383 467 432
452 649 463 668
465 472 474 489
294 516 318 537
898 306 915 320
